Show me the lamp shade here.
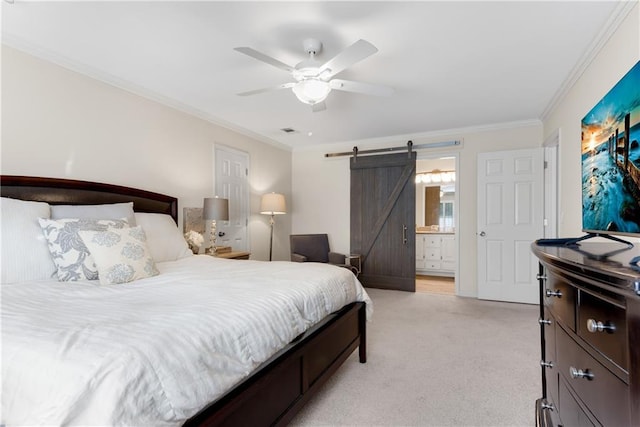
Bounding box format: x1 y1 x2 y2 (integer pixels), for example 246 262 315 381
203 197 229 220
260 193 286 215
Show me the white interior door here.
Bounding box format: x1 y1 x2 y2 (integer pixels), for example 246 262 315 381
477 148 543 304
215 145 249 251
543 131 559 238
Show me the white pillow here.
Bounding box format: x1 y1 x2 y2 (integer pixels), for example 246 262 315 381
51 202 136 226
38 218 129 281
1 197 56 283
134 212 192 262
78 226 159 285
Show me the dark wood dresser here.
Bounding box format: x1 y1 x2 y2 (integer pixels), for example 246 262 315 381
532 242 640 426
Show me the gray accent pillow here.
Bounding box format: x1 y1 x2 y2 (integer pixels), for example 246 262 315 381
51 202 136 226
38 218 129 281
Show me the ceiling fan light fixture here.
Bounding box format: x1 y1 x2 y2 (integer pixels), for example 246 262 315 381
235 38 390 111
292 79 331 105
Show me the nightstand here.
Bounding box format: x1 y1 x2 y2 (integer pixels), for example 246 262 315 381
213 251 250 260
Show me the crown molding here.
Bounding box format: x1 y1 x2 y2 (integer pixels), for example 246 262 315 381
540 1 638 122
2 36 293 153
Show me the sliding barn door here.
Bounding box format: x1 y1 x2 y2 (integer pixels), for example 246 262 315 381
351 152 416 291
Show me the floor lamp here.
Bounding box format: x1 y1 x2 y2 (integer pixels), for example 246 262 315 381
260 193 286 261
203 196 229 254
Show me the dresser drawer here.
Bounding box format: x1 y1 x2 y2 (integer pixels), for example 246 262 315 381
424 237 441 247
558 377 597 427
578 291 628 371
425 248 441 260
425 261 441 270
544 275 576 331
556 326 629 426
542 308 559 408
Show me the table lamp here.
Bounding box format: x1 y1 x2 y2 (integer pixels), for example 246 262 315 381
203 197 229 254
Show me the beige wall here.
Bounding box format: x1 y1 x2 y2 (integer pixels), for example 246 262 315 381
1 45 293 261
292 123 542 297
543 3 639 239
292 4 639 297
5 1 636 287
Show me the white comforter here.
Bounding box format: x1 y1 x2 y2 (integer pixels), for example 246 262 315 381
1 256 372 426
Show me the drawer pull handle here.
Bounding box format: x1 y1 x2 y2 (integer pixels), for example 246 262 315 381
538 318 552 325
545 289 562 298
570 367 594 380
586 318 615 333
536 273 547 281
540 360 554 369
541 402 555 411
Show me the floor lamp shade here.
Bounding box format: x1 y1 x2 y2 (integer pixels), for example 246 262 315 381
260 193 286 215
260 193 286 261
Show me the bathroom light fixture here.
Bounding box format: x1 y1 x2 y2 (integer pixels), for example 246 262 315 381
415 170 456 184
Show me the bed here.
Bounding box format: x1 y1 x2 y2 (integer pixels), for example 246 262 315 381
1 175 371 426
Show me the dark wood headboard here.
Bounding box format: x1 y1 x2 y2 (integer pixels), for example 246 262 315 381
0 175 178 223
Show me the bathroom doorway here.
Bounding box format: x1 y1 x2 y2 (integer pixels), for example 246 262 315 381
415 154 458 295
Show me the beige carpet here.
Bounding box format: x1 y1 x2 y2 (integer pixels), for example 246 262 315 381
290 288 540 426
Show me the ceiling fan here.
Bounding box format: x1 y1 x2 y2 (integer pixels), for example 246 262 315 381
234 38 394 112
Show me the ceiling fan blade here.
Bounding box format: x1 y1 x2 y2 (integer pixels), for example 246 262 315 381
237 82 295 97
234 47 295 73
319 39 378 79
311 101 327 113
329 79 394 97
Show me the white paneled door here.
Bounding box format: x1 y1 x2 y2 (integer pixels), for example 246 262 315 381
477 148 543 304
215 146 249 251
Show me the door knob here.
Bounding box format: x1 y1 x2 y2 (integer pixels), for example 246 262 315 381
218 231 226 237
479 231 486 237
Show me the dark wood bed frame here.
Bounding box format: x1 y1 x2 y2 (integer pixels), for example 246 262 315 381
1 175 367 427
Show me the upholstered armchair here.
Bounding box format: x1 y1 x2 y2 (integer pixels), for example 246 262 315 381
290 234 357 274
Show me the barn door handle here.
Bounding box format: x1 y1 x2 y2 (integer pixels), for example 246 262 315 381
402 225 408 245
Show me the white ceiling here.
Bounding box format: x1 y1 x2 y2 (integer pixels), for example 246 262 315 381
2 1 629 149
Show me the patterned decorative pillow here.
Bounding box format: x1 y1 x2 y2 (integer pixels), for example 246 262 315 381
38 218 129 281
77 226 159 285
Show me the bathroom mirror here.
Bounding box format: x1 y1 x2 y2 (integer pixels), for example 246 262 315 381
415 157 456 231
